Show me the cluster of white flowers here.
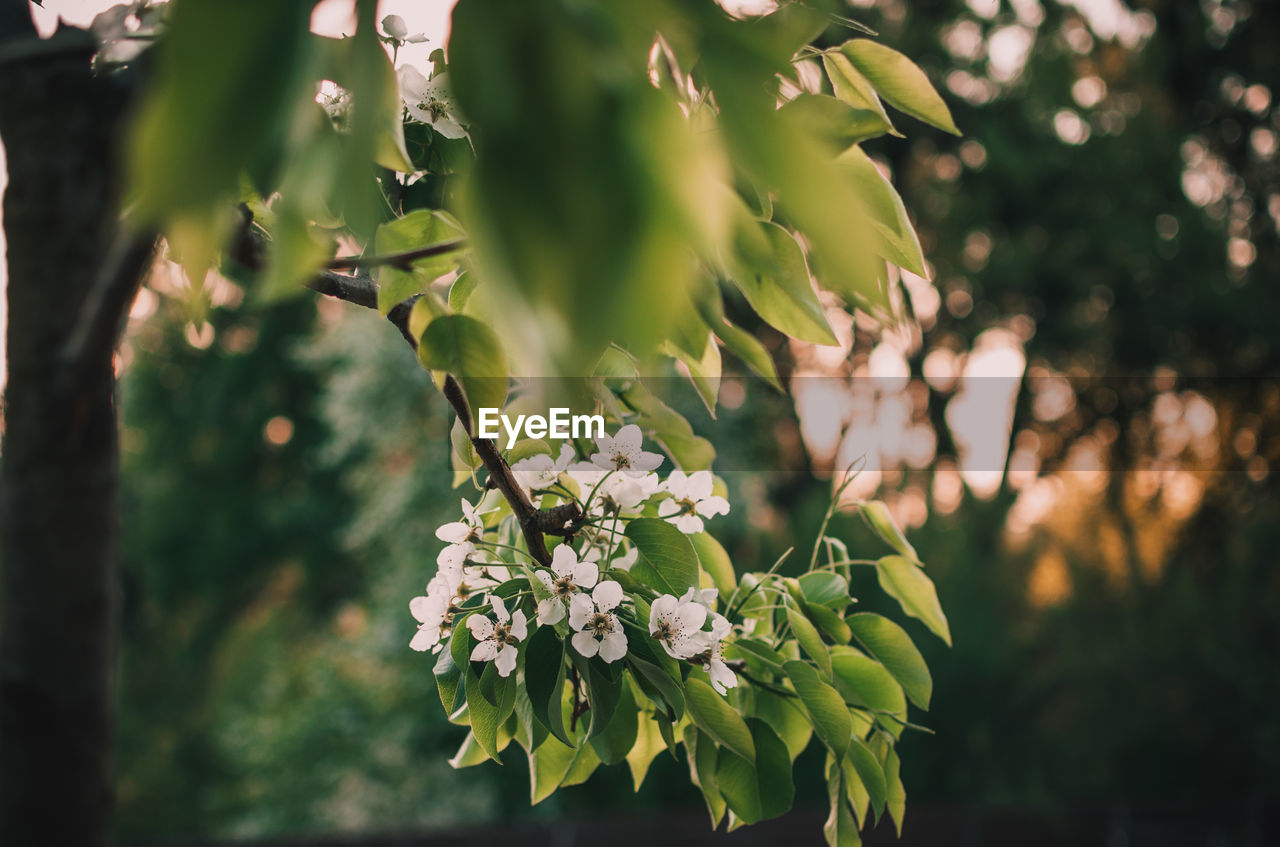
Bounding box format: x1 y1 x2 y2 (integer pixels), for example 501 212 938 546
649 588 738 694
410 424 734 686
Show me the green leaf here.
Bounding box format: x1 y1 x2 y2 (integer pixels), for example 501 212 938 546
831 650 908 721
684 725 726 828
884 744 906 835
690 531 736 598
799 572 852 608
449 271 478 314
712 316 783 390
824 754 862 847
589 674 639 765
373 209 467 313
715 719 795 824
847 613 932 710
627 654 685 721
561 741 602 787
415 314 509 428
464 660 518 762
845 736 887 818
751 689 814 762
684 678 756 764
665 334 722 415
627 712 668 791
731 638 787 673
822 52 898 135
780 93 896 151
625 518 701 597
784 660 851 760
806 602 853 644
786 602 833 679
433 646 463 719
876 555 952 646
731 222 838 345
570 654 625 739
838 146 928 278
529 735 593 804
839 39 960 135
860 500 921 563
524 625 572 745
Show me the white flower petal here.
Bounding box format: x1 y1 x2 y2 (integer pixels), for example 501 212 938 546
568 594 595 630
495 643 519 677
466 615 494 641
409 625 439 652
657 499 680 518
571 630 600 658
381 14 408 39
510 610 528 641
489 594 510 623
613 547 638 571
665 470 689 499
409 595 433 624
696 496 730 519
674 514 705 534
593 580 624 612
551 544 578 578
435 522 471 544
598 628 628 663
649 595 677 634
471 640 499 662
687 471 715 501
573 559 599 590
537 598 565 626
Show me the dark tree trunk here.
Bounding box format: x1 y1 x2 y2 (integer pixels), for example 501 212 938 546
0 12 142 846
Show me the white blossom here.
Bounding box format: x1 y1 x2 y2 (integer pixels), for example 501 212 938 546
409 568 462 653
435 497 484 546
511 443 575 499
381 14 428 44
658 470 730 534
569 581 628 662
612 546 639 572
534 545 598 625
701 615 738 694
589 424 663 476
648 589 708 659
466 595 528 677
398 67 467 139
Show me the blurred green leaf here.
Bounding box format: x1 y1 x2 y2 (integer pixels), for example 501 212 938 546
839 39 959 135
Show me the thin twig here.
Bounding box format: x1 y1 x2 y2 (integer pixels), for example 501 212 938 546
325 238 467 271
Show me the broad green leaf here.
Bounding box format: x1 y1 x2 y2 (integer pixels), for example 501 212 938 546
822 52 898 135
799 572 852 608
731 638 786 673
570 654 624 739
731 222 838 345
780 93 895 151
415 314 509 427
824 754 862 847
690 531 736 598
860 500 921 563
839 39 960 135
884 744 906 835
374 209 467 313
530 735 591 804
806 602 853 644
449 271 478 313
876 555 952 646
713 316 783 390
627 654 685 721
752 689 813 761
784 660 851 760
625 518 701 597
684 678 756 764
831 650 908 721
524 625 572 745
433 646 462 719
787 602 833 679
512 683 548 753
838 146 928 278
845 736 886 817
589 675 639 765
464 660 518 762
847 613 932 709
684 725 726 828
627 712 668 791
715 719 795 824
665 334 722 415
560 741 602 787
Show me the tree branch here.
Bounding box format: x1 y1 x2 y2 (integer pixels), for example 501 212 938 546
325 239 467 271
